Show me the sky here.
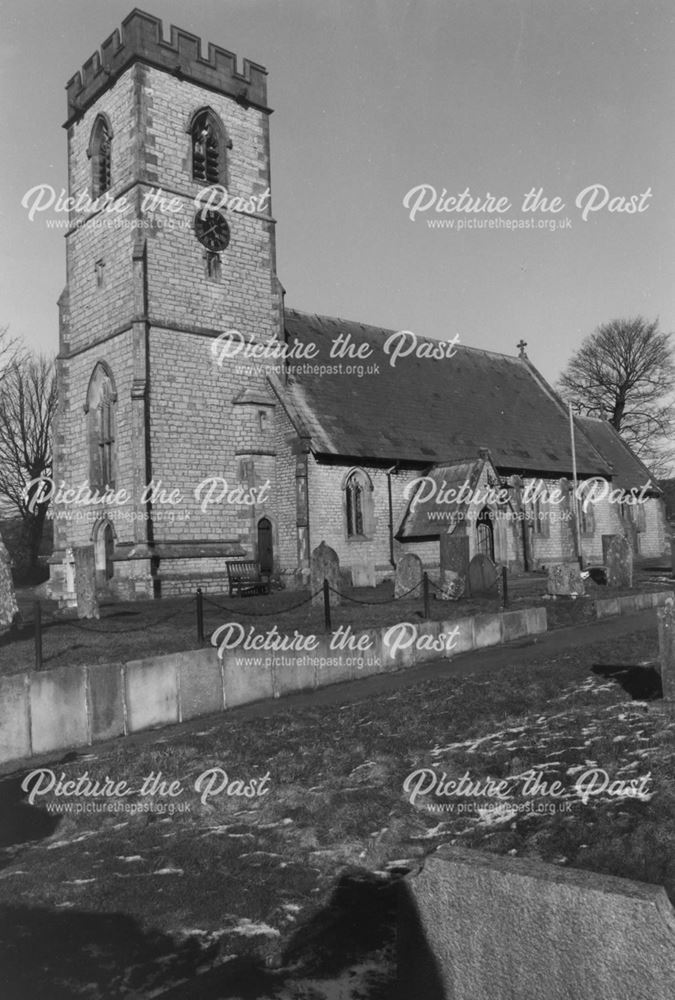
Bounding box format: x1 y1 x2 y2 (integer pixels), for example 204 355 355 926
0 0 673 386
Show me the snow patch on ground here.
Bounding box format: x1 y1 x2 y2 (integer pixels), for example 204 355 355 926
230 919 280 938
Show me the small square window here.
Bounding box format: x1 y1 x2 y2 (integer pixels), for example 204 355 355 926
258 410 269 433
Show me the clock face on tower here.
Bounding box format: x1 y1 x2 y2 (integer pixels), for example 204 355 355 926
194 210 231 251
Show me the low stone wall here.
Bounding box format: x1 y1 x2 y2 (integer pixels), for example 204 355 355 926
0 606 547 767
401 845 675 1000
596 589 674 619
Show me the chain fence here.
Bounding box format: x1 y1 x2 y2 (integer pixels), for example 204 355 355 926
23 566 507 670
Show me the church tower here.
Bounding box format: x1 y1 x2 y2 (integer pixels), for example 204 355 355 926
50 10 285 598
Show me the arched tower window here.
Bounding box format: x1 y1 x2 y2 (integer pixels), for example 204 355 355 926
189 108 229 185
89 115 112 198
85 363 117 490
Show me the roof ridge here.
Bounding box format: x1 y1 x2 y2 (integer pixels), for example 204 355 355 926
284 307 521 362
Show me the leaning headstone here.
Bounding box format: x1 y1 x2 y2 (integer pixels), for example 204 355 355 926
395 553 423 598
0 533 20 633
547 562 585 596
73 545 100 619
310 541 341 606
440 531 470 597
602 534 633 588
657 597 675 711
401 845 675 1000
468 553 498 596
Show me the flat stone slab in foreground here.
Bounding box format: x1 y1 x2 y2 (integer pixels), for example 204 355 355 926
401 845 675 1000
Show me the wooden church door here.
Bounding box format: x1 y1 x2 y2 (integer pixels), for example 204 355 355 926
104 522 115 579
258 518 273 574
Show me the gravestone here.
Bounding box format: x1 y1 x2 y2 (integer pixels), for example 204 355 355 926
352 561 376 588
0 533 19 634
602 534 633 588
468 553 498 596
394 553 423 599
547 562 585 596
57 546 77 610
657 598 675 712
440 531 470 598
436 571 465 601
310 541 341 606
558 478 578 562
74 545 100 619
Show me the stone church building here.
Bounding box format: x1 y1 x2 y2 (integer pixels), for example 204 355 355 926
48 10 668 599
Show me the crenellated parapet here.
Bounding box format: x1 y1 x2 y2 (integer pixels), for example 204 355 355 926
65 8 269 126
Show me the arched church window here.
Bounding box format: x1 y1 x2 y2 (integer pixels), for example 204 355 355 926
190 109 228 185
89 115 112 198
346 474 364 537
344 469 374 538
85 363 117 490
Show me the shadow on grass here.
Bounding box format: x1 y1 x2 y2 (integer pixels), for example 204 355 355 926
0 774 60 853
155 869 447 1000
0 903 219 1000
0 871 413 999
0 752 85 855
592 663 663 700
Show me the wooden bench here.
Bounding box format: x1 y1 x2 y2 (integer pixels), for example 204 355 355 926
226 561 270 597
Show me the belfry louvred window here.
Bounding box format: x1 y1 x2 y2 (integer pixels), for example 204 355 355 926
192 112 220 183
90 116 112 198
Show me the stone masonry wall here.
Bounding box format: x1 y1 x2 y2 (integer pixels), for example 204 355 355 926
54 51 283 596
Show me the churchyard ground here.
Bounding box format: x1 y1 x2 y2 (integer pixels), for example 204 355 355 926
0 567 672 675
0 611 673 998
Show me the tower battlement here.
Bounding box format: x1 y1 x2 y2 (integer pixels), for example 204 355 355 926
65 8 269 126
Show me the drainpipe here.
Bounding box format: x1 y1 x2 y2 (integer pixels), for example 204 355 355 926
569 402 583 568
386 464 399 567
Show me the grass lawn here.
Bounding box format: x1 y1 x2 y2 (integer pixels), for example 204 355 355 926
2 570 672 676
0 622 673 997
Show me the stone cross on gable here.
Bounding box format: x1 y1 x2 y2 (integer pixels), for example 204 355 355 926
517 340 528 358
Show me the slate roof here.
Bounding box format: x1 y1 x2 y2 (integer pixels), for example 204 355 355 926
658 478 675 520
280 310 611 476
397 456 511 539
575 416 660 494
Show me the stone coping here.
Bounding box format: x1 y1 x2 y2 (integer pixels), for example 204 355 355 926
595 589 674 619
0 605 546 767
2 591 672 767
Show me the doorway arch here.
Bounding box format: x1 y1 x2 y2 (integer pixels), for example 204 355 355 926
93 518 115 581
476 506 495 561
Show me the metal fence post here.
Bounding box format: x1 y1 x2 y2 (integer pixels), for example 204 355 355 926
196 587 204 643
34 600 43 672
423 572 430 620
323 578 332 633
501 566 508 608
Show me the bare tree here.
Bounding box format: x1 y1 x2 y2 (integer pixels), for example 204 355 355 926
0 325 19 383
0 353 57 572
558 317 675 475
